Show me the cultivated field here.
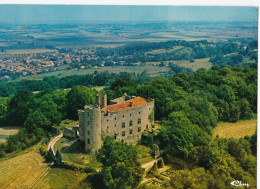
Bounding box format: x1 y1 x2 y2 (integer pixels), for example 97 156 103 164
0 146 49 189
176 57 212 71
15 66 171 81
0 126 21 143
33 167 87 189
213 119 257 139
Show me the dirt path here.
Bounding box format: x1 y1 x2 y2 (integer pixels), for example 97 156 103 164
47 133 62 155
141 159 158 170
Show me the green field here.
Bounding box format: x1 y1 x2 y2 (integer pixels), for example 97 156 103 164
0 126 21 143
176 57 212 71
213 119 257 139
15 66 171 81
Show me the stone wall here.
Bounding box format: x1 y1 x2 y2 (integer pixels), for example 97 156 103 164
63 128 76 138
101 100 154 144
78 98 154 153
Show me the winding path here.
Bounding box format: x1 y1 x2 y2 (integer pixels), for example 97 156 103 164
47 133 63 155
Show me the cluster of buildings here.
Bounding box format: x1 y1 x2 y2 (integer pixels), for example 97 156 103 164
0 48 99 80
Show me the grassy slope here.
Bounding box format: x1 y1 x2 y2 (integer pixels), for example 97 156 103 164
33 167 87 189
213 119 257 139
0 145 49 188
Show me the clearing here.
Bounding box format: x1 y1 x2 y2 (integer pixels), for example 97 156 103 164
213 119 257 139
0 126 21 143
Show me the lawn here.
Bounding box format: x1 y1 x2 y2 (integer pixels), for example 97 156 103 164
0 126 21 143
213 119 257 139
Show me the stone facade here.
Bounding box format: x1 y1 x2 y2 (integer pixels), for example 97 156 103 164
78 94 154 154
63 126 79 139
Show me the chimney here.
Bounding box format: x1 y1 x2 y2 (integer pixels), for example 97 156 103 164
130 101 133 107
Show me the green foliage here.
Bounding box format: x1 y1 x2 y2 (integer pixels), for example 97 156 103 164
250 131 257 156
151 162 158 172
96 136 144 189
169 168 229 189
51 126 60 135
157 111 211 158
45 148 55 163
66 86 94 120
54 149 63 165
7 91 33 125
148 109 154 123
0 97 9 116
157 158 164 168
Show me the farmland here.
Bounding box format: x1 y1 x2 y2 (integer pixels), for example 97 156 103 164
213 119 257 139
0 145 49 188
0 126 21 143
14 65 171 81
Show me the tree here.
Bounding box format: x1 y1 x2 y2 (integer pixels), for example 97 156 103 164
7 91 33 125
96 136 143 189
66 86 94 120
45 148 55 163
54 149 62 165
24 110 51 131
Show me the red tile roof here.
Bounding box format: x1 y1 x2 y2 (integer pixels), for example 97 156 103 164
102 97 148 112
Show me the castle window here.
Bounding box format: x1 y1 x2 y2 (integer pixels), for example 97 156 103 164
114 117 116 120
122 122 125 128
107 119 109 122
139 112 141 114
88 131 90 135
123 115 124 118
121 139 124 142
87 139 90 144
146 125 148 129
129 120 133 126
87 112 90 116
129 129 133 135
114 133 117 140
130 114 132 116
138 127 141 132
115 124 116 127
122 131 125 136
138 118 141 124
87 121 90 125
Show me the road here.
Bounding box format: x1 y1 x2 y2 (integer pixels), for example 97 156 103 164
47 133 63 155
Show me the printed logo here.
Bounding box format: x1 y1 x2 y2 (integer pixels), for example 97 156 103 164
230 180 249 187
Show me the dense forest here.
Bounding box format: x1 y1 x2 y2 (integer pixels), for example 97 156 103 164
0 64 257 188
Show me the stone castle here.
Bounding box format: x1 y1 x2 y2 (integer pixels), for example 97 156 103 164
78 94 154 154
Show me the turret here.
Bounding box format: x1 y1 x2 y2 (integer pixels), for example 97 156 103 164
96 94 107 108
83 105 102 154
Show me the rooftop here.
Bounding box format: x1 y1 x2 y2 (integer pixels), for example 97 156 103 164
101 96 148 112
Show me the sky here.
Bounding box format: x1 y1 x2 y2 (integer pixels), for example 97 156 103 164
0 5 258 24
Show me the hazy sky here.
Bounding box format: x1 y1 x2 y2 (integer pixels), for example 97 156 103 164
0 5 258 24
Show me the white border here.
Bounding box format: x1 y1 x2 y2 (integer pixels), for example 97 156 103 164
0 0 259 6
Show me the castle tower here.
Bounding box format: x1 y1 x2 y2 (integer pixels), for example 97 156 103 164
96 94 107 108
80 105 102 154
